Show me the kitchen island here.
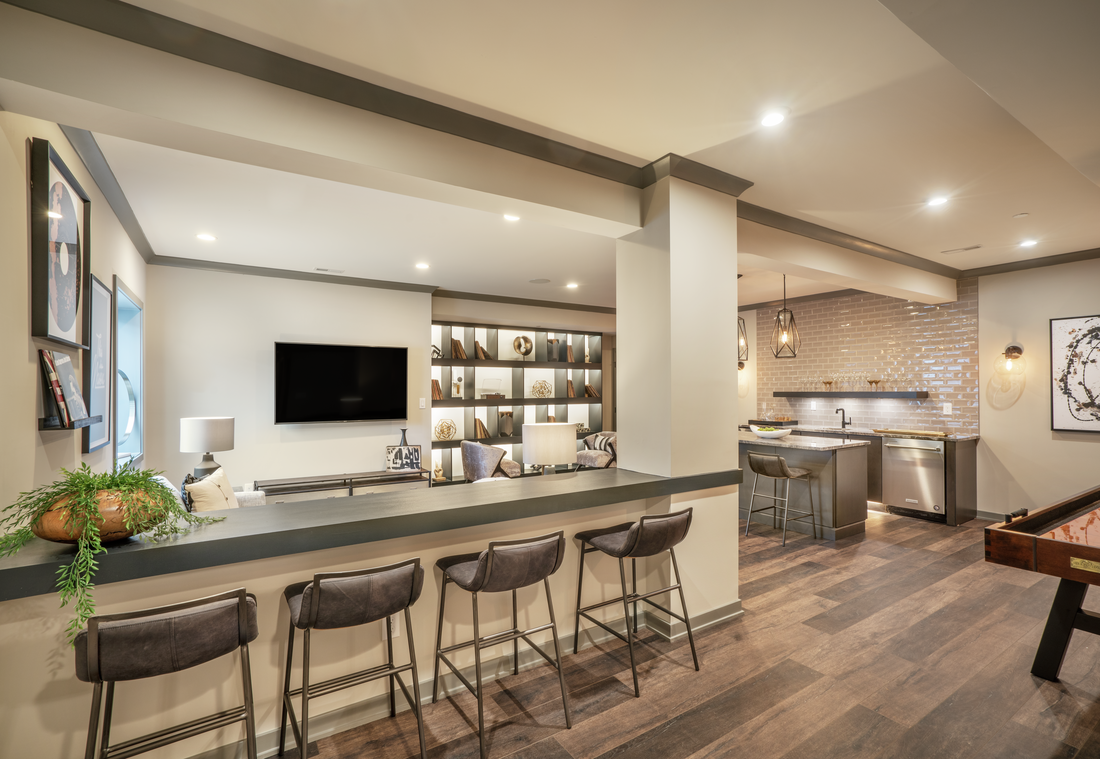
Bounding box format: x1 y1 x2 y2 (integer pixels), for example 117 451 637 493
739 431 869 540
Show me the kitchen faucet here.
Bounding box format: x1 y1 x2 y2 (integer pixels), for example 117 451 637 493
836 408 852 429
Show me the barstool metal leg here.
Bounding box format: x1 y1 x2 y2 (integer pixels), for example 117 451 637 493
471 591 487 759
278 622 295 755
432 577 449 703
806 475 818 540
631 559 639 634
572 545 587 654
745 472 759 537
618 558 640 697
670 547 700 671
781 478 792 546
386 614 396 718
300 628 311 756
404 606 429 759
99 681 115 758
84 681 103 759
543 577 573 728
239 640 258 759
512 589 520 676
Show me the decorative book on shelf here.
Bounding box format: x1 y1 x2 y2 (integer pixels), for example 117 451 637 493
474 340 489 360
567 379 575 398
39 350 69 427
450 338 468 360
567 344 575 363
53 352 89 422
431 379 444 401
473 418 491 439
584 384 600 399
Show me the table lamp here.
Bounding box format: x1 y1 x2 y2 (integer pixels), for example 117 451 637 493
522 422 578 475
180 417 234 477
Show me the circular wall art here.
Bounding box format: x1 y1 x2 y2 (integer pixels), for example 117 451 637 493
48 181 81 334
434 418 457 441
513 335 533 356
530 380 553 398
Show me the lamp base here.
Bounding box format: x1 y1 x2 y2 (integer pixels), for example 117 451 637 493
193 453 221 478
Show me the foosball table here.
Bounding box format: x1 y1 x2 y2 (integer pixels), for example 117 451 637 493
985 484 1100 680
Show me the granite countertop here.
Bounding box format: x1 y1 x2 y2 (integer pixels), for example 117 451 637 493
738 430 870 451
792 425 980 442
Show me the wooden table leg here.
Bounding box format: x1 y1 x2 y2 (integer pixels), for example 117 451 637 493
1032 578 1090 681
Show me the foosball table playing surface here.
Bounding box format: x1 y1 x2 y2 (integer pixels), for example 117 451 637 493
985 484 1100 681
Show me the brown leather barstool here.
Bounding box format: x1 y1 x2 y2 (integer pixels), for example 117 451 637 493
744 451 817 546
573 508 699 697
278 558 427 759
432 532 572 759
75 588 259 759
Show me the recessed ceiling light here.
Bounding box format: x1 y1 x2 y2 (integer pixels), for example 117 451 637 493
529 278 551 284
761 109 788 127
416 263 429 269
47 211 62 219
1020 239 1037 247
503 214 520 222
1013 212 1029 219
566 283 578 289
927 197 948 207
197 233 217 242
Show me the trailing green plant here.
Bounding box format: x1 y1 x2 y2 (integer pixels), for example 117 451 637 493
0 462 224 641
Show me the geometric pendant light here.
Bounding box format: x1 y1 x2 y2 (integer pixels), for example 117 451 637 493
738 316 749 361
770 274 801 358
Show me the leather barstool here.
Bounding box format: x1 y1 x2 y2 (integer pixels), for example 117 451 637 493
432 532 572 759
744 451 817 546
573 508 699 697
75 588 259 759
278 558 427 759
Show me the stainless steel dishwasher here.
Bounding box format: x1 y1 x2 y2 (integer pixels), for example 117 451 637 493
882 437 945 521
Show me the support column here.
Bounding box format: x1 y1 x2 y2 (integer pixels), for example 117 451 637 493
616 176 742 637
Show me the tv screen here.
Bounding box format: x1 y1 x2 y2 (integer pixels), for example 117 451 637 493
275 342 407 424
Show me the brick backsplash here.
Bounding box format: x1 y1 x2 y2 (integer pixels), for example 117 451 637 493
753 280 978 433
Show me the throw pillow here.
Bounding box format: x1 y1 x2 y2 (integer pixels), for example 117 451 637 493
184 468 240 511
592 435 615 453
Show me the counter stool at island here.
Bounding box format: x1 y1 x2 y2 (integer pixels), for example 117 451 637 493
744 451 817 546
278 559 428 759
432 532 572 759
75 588 259 759
573 508 699 698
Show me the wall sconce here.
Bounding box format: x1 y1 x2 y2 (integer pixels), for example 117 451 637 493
738 317 749 361
988 344 1026 410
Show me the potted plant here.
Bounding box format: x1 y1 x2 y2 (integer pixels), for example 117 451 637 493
0 462 224 640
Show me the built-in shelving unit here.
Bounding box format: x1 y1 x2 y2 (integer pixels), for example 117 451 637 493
38 415 102 431
773 391 929 399
431 321 604 484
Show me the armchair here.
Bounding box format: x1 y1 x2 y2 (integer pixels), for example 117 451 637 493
576 431 617 469
460 440 522 482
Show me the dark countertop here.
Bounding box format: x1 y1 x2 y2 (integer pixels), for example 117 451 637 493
0 467 741 603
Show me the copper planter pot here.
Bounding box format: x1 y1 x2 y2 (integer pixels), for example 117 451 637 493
32 490 159 544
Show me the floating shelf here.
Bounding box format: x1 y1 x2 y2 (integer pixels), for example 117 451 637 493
431 431 590 449
433 359 597 370
432 396 602 408
39 415 102 431
773 391 929 399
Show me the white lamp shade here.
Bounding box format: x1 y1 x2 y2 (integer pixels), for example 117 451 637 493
180 417 235 453
521 423 578 466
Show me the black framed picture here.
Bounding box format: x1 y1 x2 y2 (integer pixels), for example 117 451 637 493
386 445 422 472
1051 314 1100 433
30 138 91 350
83 275 113 452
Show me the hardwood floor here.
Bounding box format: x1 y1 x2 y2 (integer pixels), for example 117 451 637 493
288 512 1100 759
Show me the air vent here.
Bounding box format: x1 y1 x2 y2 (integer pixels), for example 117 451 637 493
940 245 982 255
314 267 345 274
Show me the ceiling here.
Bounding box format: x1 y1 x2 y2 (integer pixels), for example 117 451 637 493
6 0 1100 309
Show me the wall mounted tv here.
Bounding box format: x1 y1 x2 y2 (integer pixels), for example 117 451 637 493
275 342 408 424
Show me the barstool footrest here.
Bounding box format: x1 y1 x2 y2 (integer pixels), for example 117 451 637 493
286 660 415 701
106 706 248 759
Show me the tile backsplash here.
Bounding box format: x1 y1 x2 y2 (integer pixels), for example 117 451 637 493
753 280 978 433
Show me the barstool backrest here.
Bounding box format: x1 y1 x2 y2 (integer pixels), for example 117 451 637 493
75 588 258 683
623 508 693 558
299 558 424 630
747 452 798 480
471 532 565 593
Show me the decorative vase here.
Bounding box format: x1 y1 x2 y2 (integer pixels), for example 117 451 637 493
398 428 408 446
547 338 560 362
31 490 158 544
499 411 514 436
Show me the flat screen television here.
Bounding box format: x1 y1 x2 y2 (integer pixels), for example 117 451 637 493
275 342 408 424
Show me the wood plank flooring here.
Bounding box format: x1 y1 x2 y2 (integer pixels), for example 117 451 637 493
286 512 1100 759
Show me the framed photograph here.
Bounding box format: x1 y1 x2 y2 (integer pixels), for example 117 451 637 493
1051 314 1100 433
83 275 113 452
386 445 423 472
30 139 91 350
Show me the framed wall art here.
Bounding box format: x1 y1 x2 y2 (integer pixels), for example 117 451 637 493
30 138 91 350
386 445 422 472
1051 314 1100 433
82 275 113 452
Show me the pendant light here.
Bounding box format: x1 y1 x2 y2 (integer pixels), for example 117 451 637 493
770 274 801 358
737 316 749 361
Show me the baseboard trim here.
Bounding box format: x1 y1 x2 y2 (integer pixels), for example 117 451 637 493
977 510 1003 523
186 603 742 758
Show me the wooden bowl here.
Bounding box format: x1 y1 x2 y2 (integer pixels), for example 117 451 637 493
31 490 158 544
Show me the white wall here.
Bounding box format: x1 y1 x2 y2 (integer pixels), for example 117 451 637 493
0 112 146 511
977 259 1100 514
146 266 432 483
